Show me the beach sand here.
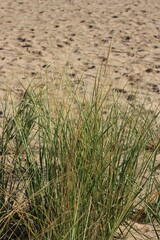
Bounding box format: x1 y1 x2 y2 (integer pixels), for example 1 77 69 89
0 0 160 105
0 0 160 238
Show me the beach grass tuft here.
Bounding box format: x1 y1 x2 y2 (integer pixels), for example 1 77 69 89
0 69 160 239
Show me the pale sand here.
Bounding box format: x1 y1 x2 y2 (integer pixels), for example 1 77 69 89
0 0 160 238
0 0 160 104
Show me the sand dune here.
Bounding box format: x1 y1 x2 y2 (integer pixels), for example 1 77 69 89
0 0 160 106
0 0 160 238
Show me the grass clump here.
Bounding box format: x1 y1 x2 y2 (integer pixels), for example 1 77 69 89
0 73 160 240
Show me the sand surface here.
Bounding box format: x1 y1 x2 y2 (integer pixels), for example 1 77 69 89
0 0 160 239
0 0 160 105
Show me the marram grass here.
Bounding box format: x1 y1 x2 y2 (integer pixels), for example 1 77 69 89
0 74 160 240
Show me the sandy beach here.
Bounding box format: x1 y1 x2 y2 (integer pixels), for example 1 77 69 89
0 0 160 106
0 0 160 238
